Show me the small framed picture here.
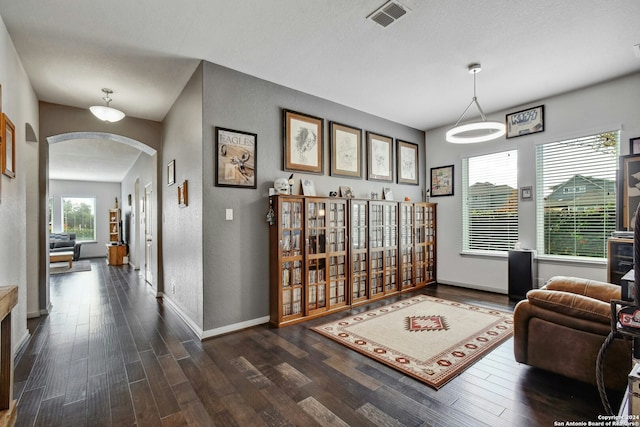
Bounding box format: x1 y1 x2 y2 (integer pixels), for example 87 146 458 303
284 109 323 174
506 105 544 139
340 186 354 198
215 127 257 188
2 113 16 179
178 180 188 208
330 121 362 178
430 165 454 197
367 132 393 182
383 187 394 200
520 186 533 201
397 140 418 185
167 160 175 186
301 179 316 196
630 137 640 155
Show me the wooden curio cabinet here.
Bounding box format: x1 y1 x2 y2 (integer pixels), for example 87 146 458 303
369 200 398 299
269 196 304 326
269 195 436 327
415 202 437 286
349 199 369 305
399 202 414 291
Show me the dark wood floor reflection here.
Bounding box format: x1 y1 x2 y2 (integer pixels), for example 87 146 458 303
12 259 621 426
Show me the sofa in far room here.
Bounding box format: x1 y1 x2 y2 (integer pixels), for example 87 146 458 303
49 233 82 261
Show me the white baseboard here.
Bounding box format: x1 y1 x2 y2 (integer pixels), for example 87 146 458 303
14 330 30 355
437 280 507 295
162 295 268 340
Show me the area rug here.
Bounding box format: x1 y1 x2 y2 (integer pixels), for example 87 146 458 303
50 260 92 275
311 295 513 389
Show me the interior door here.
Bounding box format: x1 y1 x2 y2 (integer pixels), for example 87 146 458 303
144 183 153 285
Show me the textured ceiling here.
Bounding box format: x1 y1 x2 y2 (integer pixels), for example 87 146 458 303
1 0 639 181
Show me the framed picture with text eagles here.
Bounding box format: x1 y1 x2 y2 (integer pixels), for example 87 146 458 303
215 127 257 188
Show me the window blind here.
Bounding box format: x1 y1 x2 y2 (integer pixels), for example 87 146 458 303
462 150 518 252
535 131 618 258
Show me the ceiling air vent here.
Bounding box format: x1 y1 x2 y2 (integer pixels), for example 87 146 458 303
367 0 411 28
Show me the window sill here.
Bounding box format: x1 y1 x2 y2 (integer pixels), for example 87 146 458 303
460 250 606 267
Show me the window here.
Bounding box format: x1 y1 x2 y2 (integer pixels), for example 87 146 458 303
462 150 518 252
62 197 96 242
536 131 619 258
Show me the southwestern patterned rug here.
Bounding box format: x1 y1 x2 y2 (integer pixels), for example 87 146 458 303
311 295 513 389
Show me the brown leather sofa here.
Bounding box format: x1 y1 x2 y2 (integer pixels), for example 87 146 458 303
513 276 632 390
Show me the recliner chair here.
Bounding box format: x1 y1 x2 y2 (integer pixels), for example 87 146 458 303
513 276 632 390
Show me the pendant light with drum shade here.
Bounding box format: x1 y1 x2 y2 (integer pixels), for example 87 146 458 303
90 88 125 123
446 64 505 144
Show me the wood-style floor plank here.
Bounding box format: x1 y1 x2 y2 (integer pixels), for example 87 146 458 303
13 259 622 426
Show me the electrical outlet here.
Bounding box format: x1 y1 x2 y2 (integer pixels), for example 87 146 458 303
172 284 176 294
226 208 233 221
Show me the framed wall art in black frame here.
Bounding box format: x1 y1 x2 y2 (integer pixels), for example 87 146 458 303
215 127 257 189
430 164 454 197
506 105 544 139
618 154 640 230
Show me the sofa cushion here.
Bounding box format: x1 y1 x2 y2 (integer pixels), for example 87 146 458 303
526 289 612 325
542 276 621 302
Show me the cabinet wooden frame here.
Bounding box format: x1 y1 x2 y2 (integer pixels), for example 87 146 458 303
269 195 437 327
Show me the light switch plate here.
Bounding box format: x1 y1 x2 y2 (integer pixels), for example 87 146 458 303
226 208 233 221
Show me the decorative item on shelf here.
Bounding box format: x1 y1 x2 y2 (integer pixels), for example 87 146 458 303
446 63 505 144
89 88 125 123
506 105 544 139
404 196 411 202
371 192 379 200
301 179 316 196
340 186 354 198
266 197 275 226
383 187 393 200
274 178 289 195
329 191 337 197
288 173 294 195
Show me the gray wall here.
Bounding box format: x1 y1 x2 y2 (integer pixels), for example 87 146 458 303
200 61 425 334
162 63 205 330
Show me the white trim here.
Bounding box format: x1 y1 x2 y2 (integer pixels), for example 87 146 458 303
14 330 31 356
162 295 269 341
438 280 507 295
201 316 270 340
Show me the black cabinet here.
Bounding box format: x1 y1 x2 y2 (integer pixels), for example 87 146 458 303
508 250 536 300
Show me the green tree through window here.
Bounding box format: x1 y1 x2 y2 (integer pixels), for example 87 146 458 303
62 197 96 241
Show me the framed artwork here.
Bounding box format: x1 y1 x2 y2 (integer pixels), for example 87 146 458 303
167 160 175 186
430 165 454 197
520 186 533 201
1 113 15 178
330 121 361 178
383 187 393 200
215 127 257 188
630 137 640 155
618 154 640 230
367 132 393 182
178 180 188 208
340 186 354 198
397 140 418 185
506 105 544 139
301 179 316 196
284 109 323 174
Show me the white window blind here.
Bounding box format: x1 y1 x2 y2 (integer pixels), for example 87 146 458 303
462 150 518 252
535 131 618 258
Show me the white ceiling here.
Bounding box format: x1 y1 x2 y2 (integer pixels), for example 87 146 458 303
1 0 639 181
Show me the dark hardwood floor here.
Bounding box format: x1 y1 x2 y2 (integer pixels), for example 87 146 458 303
12 259 622 426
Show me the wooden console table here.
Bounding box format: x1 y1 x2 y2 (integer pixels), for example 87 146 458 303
0 286 18 426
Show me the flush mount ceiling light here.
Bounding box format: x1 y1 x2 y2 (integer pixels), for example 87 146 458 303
89 88 125 123
446 64 505 144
